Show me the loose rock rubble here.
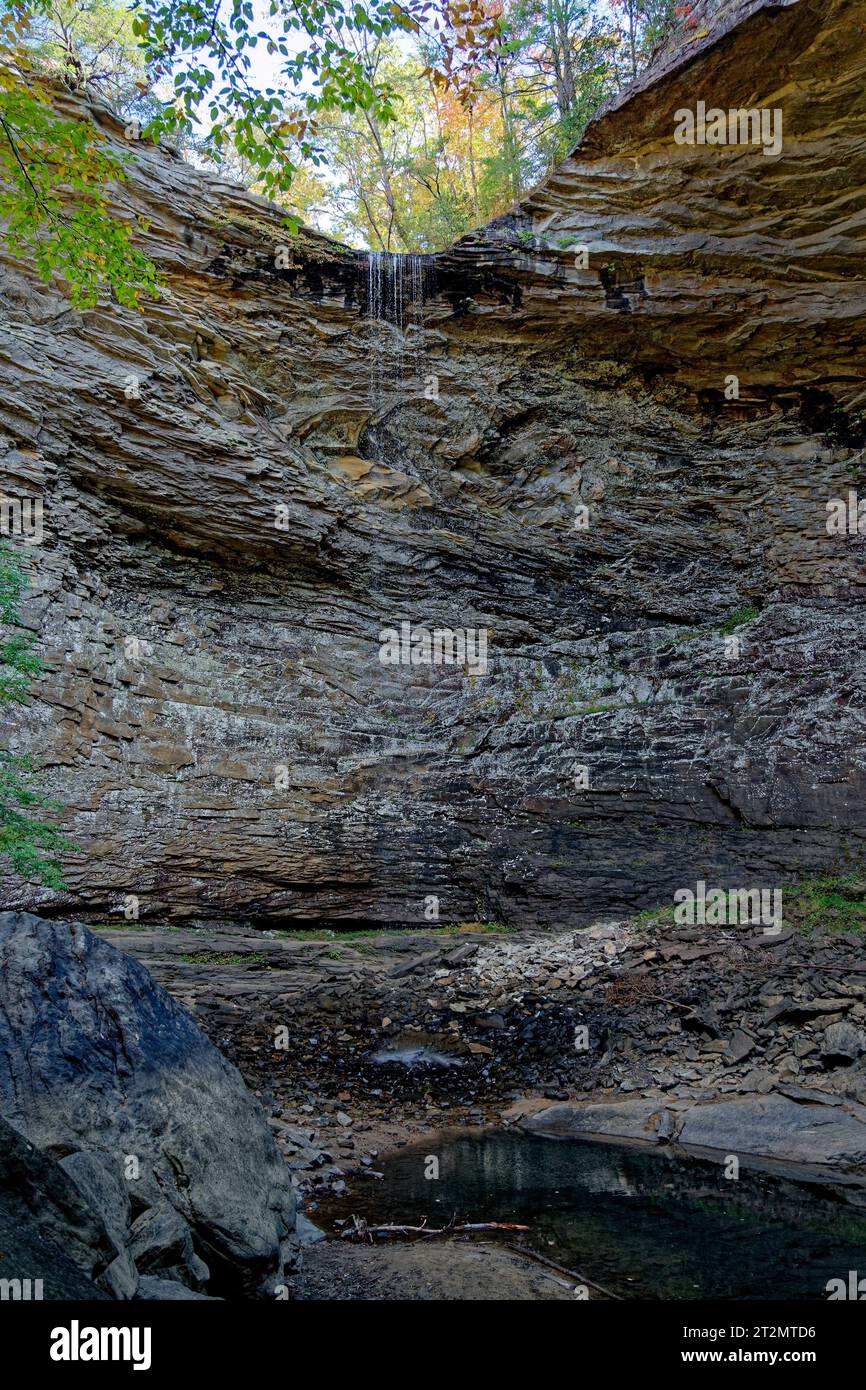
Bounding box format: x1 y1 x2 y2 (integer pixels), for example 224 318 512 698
93 915 866 1210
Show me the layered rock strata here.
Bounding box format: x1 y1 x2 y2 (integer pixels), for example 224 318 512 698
0 0 863 925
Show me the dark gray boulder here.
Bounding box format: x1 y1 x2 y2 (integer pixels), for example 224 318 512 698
0 912 297 1297
58 1150 139 1298
0 1116 111 1300
128 1203 210 1290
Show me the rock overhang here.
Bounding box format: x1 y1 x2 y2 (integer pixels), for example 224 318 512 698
0 0 863 925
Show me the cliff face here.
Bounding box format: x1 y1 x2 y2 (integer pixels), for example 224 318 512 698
1 0 864 926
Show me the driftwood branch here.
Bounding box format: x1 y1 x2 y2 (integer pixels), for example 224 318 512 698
341 1214 529 1241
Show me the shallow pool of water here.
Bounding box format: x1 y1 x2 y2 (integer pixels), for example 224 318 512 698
313 1129 866 1299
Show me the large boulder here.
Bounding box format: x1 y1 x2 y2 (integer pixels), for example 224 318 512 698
0 1115 112 1300
0 912 296 1297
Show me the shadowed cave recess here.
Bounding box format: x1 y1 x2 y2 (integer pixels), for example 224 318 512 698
1 0 864 932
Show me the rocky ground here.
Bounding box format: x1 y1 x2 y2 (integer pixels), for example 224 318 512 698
4 907 862 1301
295 1238 577 1300
92 905 866 1284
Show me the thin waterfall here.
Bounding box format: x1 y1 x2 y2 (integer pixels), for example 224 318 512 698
367 250 385 455
363 251 432 462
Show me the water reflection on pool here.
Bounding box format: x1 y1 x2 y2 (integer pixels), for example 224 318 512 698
313 1129 866 1299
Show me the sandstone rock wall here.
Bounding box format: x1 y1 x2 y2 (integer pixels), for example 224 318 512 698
0 0 863 925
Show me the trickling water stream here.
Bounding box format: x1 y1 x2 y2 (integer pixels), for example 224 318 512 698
362 251 432 461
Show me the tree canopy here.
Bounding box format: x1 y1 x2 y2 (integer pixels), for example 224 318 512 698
0 0 698 298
